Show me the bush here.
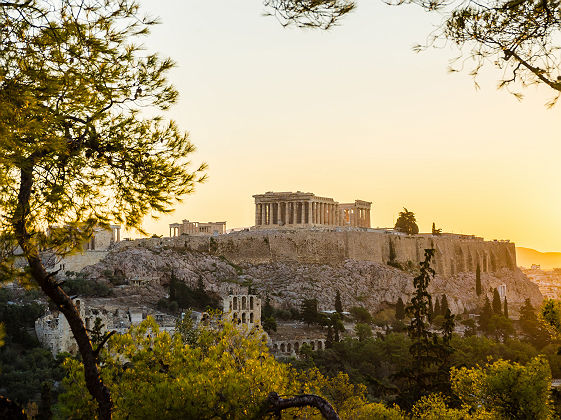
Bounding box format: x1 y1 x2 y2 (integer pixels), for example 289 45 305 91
349 306 373 324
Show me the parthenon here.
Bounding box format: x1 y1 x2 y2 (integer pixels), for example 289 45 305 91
253 191 371 228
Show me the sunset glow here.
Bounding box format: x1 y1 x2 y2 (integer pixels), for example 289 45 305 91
139 0 561 252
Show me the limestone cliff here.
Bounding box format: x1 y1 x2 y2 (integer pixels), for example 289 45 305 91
83 230 542 317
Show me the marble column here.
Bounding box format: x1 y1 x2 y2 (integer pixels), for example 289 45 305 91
314 202 317 224
301 202 306 224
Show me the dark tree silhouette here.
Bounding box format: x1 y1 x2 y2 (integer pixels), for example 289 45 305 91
394 208 419 235
476 263 482 296
395 297 406 320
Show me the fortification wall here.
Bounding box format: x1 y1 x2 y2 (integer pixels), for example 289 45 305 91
119 230 516 276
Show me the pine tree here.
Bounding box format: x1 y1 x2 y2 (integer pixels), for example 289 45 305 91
441 294 449 315
434 297 441 317
335 290 343 313
395 297 405 320
399 248 453 406
301 299 319 326
476 263 482 296
504 297 509 319
492 288 502 315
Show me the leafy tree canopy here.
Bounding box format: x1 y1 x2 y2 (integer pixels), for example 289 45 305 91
0 1 206 416
451 356 552 419
394 208 419 235
56 316 400 419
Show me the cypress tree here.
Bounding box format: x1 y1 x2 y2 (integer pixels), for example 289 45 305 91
492 288 502 314
441 294 449 315
396 297 405 320
476 263 482 296
434 297 441 317
326 325 333 349
399 248 454 406
479 297 493 332
504 297 509 319
335 290 343 313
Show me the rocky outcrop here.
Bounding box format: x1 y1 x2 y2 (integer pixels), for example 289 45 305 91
83 239 542 317
119 230 516 279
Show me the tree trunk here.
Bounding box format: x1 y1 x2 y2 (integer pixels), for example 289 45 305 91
13 163 112 420
264 392 340 420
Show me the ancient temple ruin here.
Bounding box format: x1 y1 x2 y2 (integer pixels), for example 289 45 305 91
253 191 371 228
169 220 226 237
222 294 261 328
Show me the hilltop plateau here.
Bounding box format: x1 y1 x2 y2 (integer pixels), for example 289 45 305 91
80 230 542 317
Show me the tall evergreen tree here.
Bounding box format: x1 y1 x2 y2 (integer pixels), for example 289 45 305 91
0 2 206 416
440 309 455 382
476 263 482 296
504 297 509 319
492 288 502 315
335 290 343 313
395 297 405 320
479 297 493 332
434 297 441 317
301 298 319 326
440 294 449 315
325 325 334 349
398 249 453 407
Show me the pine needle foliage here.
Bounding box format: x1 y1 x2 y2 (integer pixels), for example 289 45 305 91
398 248 454 408
0 1 205 417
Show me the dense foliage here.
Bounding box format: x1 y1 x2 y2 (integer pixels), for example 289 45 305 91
0 290 63 409
394 208 419 235
56 317 403 419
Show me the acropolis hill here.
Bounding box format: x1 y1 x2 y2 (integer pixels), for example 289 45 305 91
57 191 542 317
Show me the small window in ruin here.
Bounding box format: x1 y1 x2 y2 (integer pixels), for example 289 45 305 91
250 296 254 310
287 343 292 352
233 297 238 310
242 313 246 323
242 296 247 310
250 313 254 323
274 344 278 350
294 342 300 352
311 342 315 350
281 343 285 352
317 341 323 350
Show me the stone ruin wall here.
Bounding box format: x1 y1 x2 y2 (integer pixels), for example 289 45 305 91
119 230 516 277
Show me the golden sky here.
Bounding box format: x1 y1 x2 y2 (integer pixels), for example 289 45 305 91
137 0 561 252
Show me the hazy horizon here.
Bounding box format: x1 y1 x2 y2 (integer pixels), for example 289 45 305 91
134 0 561 253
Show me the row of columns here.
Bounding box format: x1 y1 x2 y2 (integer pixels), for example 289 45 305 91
170 225 181 237
344 208 370 228
255 201 338 226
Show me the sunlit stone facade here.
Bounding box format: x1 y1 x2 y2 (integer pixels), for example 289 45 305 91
253 191 371 228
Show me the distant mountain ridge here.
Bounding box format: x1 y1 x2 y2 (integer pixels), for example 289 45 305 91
517 247 561 269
